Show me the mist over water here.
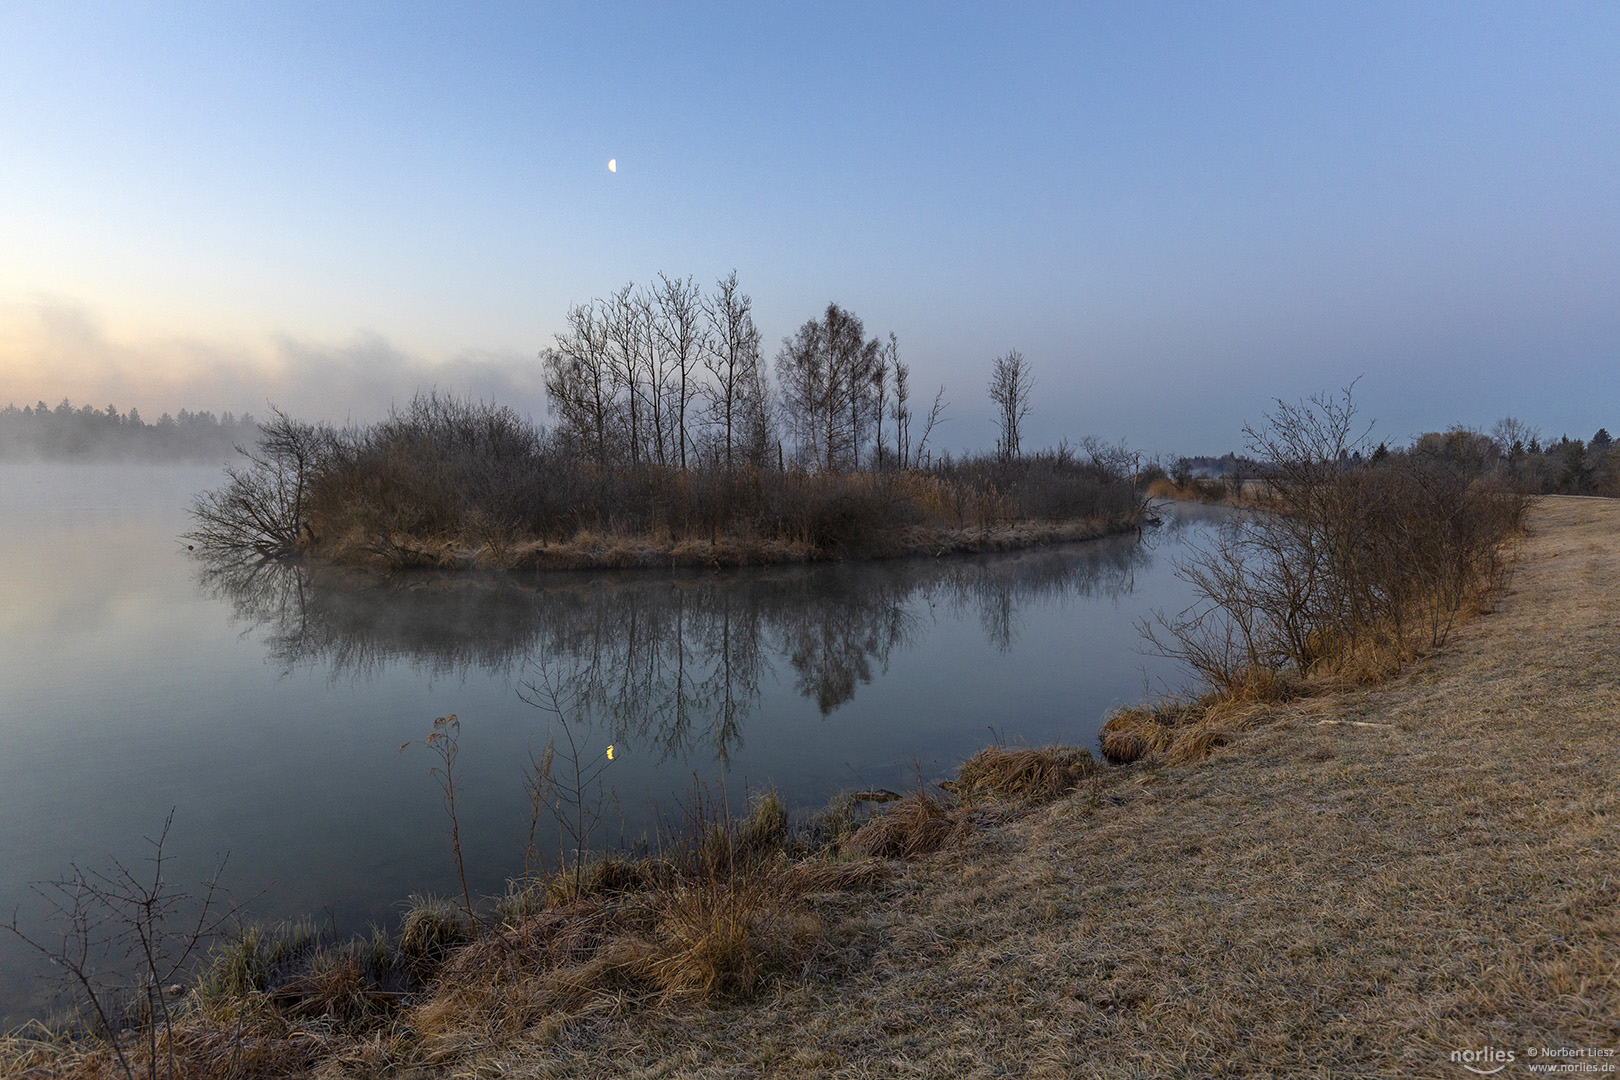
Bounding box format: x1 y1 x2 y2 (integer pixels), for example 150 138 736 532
0 463 1223 1026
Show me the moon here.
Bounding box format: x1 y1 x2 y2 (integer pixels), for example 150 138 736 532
608 158 616 173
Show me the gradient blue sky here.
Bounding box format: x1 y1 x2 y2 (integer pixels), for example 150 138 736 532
2 2 1616 455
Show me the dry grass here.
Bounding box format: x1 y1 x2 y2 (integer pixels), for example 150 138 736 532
410 858 822 1065
842 789 965 860
952 744 1101 801
316 517 1135 572
1101 668 1305 765
1145 476 1232 503
0 1015 325 1080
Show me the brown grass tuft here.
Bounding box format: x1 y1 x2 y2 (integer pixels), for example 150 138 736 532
1161 726 1230 765
954 744 1100 801
843 789 965 859
412 855 821 1062
1099 705 1183 764
646 865 817 1000
1219 664 1302 704
1101 667 1306 766
397 894 471 979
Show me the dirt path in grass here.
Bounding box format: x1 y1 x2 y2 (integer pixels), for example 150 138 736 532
484 496 1619 1079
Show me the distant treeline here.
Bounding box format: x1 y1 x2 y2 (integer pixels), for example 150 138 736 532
1164 421 1618 497
0 399 260 462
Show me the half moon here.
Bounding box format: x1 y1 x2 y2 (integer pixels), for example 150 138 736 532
608 158 616 173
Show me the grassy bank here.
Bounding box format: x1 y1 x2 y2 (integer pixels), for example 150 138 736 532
7 499 1615 1076
313 514 1139 572
187 395 1148 572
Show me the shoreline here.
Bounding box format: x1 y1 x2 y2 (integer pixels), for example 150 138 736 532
9 496 1613 1076
300 513 1148 573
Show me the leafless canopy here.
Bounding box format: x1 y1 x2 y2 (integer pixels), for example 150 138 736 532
541 273 775 470
185 407 335 559
776 302 885 470
987 349 1033 461
1144 384 1528 689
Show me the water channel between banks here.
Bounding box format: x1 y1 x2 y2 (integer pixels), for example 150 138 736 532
0 463 1226 1025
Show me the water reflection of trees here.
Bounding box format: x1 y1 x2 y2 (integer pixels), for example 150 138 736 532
197 537 1150 762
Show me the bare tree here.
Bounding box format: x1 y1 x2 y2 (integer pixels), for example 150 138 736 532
891 352 912 469
776 316 828 467
604 284 648 467
627 287 675 466
871 334 894 469
701 271 765 471
913 385 949 467
186 407 334 558
652 273 707 470
846 332 882 470
1491 416 1539 460
541 299 616 465
775 303 883 470
736 365 778 469
988 349 1033 461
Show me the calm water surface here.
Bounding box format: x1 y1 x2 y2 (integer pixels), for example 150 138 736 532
0 463 1221 1023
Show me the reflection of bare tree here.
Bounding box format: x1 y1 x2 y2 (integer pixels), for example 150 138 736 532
935 543 1145 653
194 535 1152 763
772 566 919 713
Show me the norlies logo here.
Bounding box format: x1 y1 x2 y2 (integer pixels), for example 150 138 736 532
1453 1046 1516 1074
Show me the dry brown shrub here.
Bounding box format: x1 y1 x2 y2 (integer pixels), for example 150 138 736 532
1145 477 1179 499
954 745 1100 802
1146 477 1230 503
843 790 964 859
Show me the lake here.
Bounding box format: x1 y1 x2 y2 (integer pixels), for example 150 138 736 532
0 462 1222 1025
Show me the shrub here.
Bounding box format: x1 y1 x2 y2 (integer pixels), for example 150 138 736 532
1144 388 1528 690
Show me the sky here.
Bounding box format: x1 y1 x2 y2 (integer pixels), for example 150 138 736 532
1 1 1616 456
